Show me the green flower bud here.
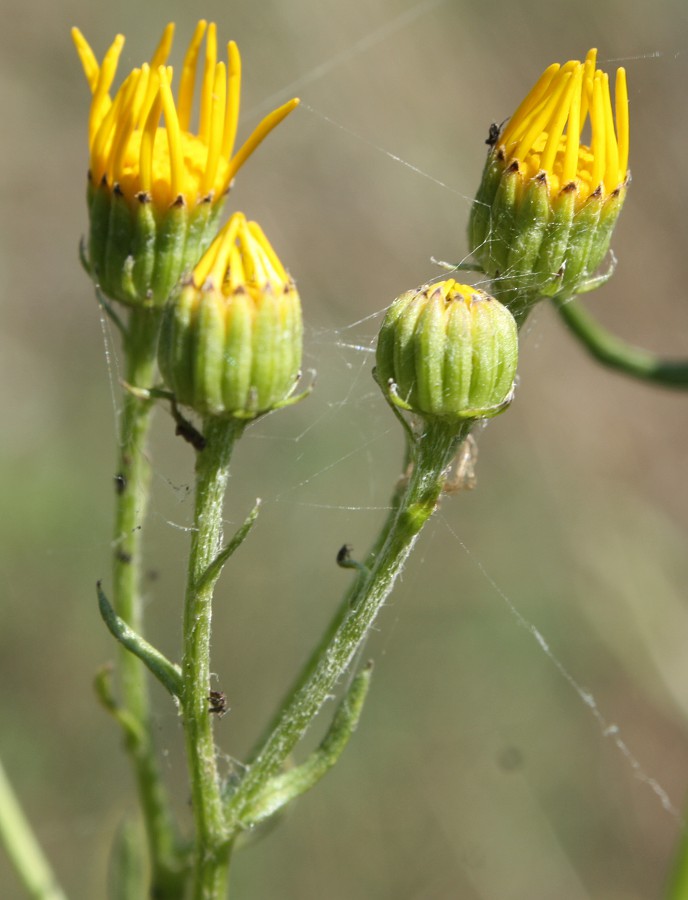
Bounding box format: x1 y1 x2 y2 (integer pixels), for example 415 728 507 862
158 213 303 420
73 22 299 308
375 280 517 422
469 49 629 322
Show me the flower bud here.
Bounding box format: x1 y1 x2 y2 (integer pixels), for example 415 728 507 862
73 22 299 308
469 49 629 320
375 280 517 422
158 213 303 420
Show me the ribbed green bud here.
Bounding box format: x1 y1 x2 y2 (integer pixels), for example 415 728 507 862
85 181 224 308
375 280 517 422
469 156 627 318
468 50 630 322
158 213 303 420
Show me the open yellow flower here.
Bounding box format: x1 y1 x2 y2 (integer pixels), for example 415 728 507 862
499 49 628 200
158 213 304 419
73 21 299 307
469 50 629 319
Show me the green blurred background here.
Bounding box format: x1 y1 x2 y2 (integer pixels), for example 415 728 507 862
2 0 688 897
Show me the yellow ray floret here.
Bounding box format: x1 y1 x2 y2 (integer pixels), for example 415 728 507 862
72 22 299 210
193 212 290 296
498 49 628 198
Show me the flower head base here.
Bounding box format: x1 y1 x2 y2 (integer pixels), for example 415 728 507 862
158 213 303 420
469 50 629 318
375 280 518 424
73 22 299 308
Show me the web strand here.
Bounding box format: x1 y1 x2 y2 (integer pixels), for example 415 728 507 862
441 517 683 823
91 7 688 844
245 0 448 119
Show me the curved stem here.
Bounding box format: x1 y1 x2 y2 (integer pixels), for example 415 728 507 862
181 417 244 900
0 756 68 900
113 306 185 897
555 298 688 387
227 420 467 830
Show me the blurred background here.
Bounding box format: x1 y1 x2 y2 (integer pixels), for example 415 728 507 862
2 0 688 897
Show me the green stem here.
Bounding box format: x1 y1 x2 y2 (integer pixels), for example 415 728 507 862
246 438 411 762
667 824 688 900
227 420 466 830
0 757 68 900
113 306 184 897
244 663 373 825
555 298 688 387
182 417 244 900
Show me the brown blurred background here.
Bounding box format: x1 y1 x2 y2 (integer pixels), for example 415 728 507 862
2 0 688 897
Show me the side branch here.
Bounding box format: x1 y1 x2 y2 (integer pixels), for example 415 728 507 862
555 298 688 387
243 662 373 826
226 420 465 832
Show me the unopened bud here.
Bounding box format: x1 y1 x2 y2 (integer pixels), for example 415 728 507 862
158 213 304 420
375 280 517 423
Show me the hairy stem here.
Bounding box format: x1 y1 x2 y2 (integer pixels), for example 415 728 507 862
182 417 244 900
246 439 412 762
113 306 184 897
227 419 467 830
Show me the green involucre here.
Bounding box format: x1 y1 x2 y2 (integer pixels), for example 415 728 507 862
375 283 517 422
84 179 224 308
158 281 303 420
468 150 627 317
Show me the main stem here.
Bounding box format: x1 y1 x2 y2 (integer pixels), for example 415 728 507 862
113 306 182 896
182 417 243 900
227 419 466 828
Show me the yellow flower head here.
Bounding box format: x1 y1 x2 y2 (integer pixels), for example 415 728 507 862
159 213 304 419
72 21 299 209
469 50 629 316
73 21 299 307
498 49 628 201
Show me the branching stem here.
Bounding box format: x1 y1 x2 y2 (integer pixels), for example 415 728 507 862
227 419 468 831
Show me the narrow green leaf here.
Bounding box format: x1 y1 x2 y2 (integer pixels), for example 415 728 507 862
93 664 144 744
194 498 260 595
96 583 183 699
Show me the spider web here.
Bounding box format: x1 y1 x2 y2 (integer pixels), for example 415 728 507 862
90 2 684 897
94 5 688 899
4 2 688 899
